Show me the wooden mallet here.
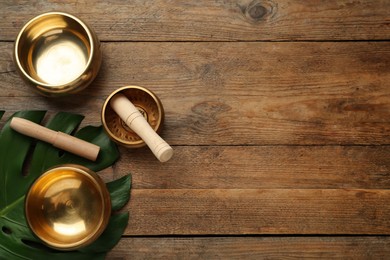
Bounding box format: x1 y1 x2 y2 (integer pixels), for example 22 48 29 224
110 93 173 162
10 117 100 161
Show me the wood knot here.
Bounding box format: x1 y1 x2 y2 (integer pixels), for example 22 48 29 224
248 4 267 20
190 101 231 134
192 101 231 119
240 0 277 22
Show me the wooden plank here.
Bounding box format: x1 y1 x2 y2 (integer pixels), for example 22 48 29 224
0 42 389 145
0 1 389 41
1 108 387 189
125 189 390 235
0 111 387 189
107 236 390 259
112 145 390 189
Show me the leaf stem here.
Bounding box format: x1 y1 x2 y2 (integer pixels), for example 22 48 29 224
0 196 25 217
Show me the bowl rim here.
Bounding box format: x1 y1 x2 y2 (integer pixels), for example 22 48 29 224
101 85 164 147
25 164 111 250
14 11 96 90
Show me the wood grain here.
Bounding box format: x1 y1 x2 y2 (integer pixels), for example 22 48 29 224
0 0 389 259
0 41 389 145
0 94 388 145
112 145 390 189
0 116 387 190
3 42 389 98
107 236 390 259
32 144 389 190
0 0 389 41
124 189 390 235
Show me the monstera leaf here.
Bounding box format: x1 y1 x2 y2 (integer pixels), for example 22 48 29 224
0 111 131 259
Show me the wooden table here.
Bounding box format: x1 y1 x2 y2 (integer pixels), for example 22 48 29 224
1 1 389 258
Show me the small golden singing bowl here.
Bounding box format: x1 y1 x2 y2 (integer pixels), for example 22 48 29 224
102 86 164 148
25 165 111 250
14 12 101 96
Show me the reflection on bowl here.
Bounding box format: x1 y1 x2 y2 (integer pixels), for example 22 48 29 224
14 12 101 96
25 165 111 250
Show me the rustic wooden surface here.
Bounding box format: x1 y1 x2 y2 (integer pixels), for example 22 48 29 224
1 0 389 259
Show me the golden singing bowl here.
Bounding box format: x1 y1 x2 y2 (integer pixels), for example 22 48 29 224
25 165 111 250
102 86 164 148
14 12 101 96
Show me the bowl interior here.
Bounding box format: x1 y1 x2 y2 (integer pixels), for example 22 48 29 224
25 166 110 250
16 13 91 86
102 86 163 148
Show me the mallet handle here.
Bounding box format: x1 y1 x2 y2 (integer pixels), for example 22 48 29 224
110 93 173 162
10 117 100 161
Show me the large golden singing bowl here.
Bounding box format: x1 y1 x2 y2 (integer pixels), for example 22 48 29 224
102 86 164 148
25 165 111 250
14 12 101 96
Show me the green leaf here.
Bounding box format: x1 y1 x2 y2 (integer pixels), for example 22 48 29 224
79 213 129 253
0 111 131 259
0 110 46 208
107 175 132 211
